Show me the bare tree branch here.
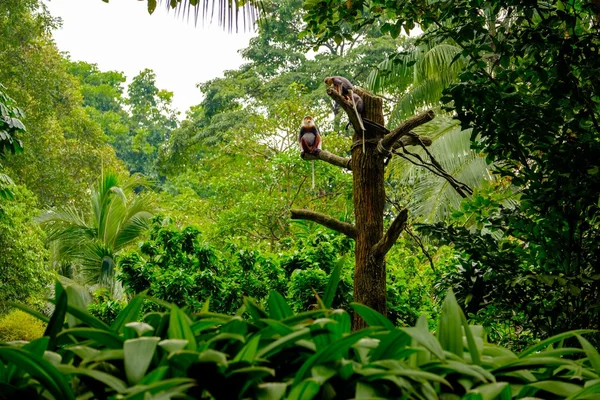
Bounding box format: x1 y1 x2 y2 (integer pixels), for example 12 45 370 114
301 150 352 170
379 110 435 154
290 209 357 239
371 208 409 258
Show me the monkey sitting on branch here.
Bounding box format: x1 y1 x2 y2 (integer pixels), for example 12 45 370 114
324 76 366 152
299 116 322 156
299 116 322 189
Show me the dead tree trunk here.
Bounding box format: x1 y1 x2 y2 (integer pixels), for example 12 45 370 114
351 90 387 330
292 85 435 330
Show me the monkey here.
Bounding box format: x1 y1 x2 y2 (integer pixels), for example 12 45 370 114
298 116 322 156
324 76 366 152
299 116 322 190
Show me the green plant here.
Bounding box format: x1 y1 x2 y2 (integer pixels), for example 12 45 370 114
0 310 46 342
4 269 600 399
87 288 126 325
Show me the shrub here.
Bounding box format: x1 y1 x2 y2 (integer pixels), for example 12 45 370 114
0 310 46 342
2 278 600 399
87 288 126 325
0 185 53 313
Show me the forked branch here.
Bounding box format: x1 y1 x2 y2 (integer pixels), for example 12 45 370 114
371 208 409 258
290 209 357 239
379 110 435 154
301 150 352 170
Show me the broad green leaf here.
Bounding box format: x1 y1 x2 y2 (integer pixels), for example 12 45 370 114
0 347 75 400
401 326 445 361
257 327 311 358
125 321 155 338
494 357 578 373
351 303 395 330
124 337 161 385
67 345 100 361
370 330 411 361
520 330 594 357
58 364 127 393
461 310 481 365
356 381 386 399
22 337 50 357
329 309 351 338
322 258 344 308
234 334 261 362
158 339 189 353
469 382 510 400
168 305 197 351
256 382 287 400
57 327 124 349
576 334 600 375
294 328 374 384
525 381 583 397
81 349 124 364
112 295 144 333
45 281 68 349
268 291 293 320
437 289 463 359
244 297 269 321
287 378 320 400
139 366 169 385
566 382 600 399
120 378 196 399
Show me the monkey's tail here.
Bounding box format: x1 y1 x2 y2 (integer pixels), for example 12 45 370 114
312 160 315 190
350 90 366 153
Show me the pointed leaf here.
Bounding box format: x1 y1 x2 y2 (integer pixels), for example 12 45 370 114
322 258 344 308
112 295 145 333
351 303 395 330
268 291 293 320
124 337 161 385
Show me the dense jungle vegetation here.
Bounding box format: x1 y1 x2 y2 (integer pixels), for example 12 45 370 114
1 0 600 398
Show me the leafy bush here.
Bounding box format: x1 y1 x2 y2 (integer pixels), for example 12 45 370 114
0 310 46 342
3 276 600 399
87 288 125 325
0 185 53 313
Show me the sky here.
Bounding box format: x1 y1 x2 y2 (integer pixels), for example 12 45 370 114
44 0 257 115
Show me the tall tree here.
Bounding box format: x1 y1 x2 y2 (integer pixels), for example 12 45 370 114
291 87 443 329
0 0 123 208
304 0 600 337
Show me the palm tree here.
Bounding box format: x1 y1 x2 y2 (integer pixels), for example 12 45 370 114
38 170 154 294
365 38 493 222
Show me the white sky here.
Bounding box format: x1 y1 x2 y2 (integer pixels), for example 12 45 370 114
44 0 256 115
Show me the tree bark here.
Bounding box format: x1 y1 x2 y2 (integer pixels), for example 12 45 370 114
351 89 387 330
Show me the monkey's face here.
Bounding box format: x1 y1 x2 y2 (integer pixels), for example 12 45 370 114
302 116 314 128
324 77 333 86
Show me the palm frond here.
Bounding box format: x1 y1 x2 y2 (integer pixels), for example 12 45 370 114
158 0 262 32
388 114 493 222
113 212 152 251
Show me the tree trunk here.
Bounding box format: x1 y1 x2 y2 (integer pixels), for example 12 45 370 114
351 89 386 330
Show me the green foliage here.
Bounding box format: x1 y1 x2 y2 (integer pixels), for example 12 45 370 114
0 310 46 342
0 0 124 209
87 288 126 325
4 279 600 399
0 185 53 314
0 83 25 201
38 170 154 292
304 0 600 340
